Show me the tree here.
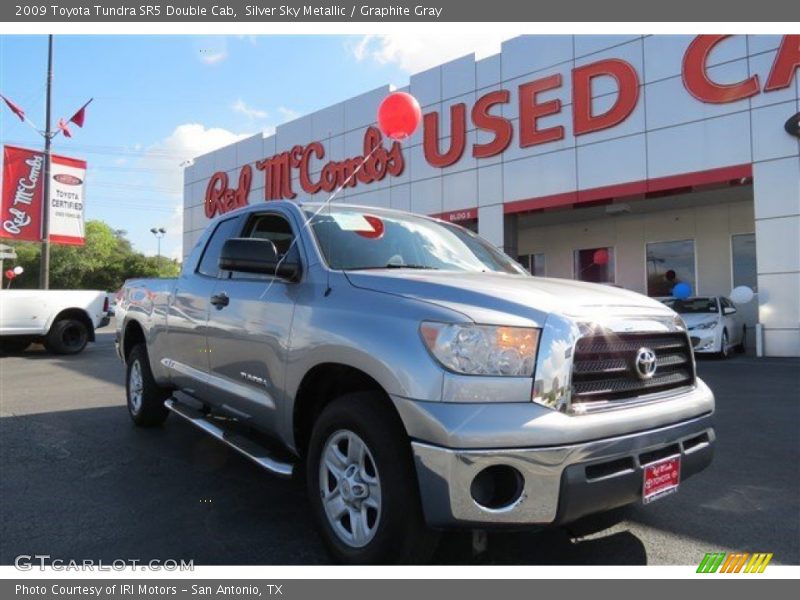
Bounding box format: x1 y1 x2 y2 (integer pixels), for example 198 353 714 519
4 220 180 290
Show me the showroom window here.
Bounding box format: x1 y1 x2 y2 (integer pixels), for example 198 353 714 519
517 253 545 276
646 239 696 297
573 246 615 284
732 233 758 292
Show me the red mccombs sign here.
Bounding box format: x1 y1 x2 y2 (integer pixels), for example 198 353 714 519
1 145 45 241
205 34 800 218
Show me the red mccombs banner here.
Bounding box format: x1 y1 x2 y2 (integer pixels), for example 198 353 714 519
1 145 87 245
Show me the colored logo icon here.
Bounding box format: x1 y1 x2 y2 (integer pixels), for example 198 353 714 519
697 552 773 573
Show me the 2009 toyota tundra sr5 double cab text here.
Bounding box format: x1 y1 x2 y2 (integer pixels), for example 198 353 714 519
116 201 715 564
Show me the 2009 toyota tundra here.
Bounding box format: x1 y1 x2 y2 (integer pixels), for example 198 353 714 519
116 201 715 564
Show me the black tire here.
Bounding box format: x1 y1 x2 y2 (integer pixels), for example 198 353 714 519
0 337 33 354
719 329 730 359
306 391 439 564
45 318 89 355
126 344 170 427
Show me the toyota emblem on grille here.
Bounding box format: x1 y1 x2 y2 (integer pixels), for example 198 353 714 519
634 347 657 380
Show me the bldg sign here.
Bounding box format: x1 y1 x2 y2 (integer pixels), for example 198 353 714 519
202 34 799 216
1 145 87 245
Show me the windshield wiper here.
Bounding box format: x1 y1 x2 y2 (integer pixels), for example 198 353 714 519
346 264 439 271
383 263 438 269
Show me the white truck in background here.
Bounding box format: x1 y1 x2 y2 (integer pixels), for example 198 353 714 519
0 290 110 354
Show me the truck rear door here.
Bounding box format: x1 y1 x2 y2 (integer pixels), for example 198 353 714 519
165 214 242 400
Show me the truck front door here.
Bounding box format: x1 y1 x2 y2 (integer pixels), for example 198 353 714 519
204 210 303 433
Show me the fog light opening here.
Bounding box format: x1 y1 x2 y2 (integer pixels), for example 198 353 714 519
470 465 524 510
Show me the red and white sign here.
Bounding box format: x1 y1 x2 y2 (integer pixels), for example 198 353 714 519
433 208 478 223
49 154 87 245
2 145 45 242
643 456 681 504
1 145 87 245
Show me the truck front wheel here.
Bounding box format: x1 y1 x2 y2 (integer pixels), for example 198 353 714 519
306 392 438 564
126 344 170 427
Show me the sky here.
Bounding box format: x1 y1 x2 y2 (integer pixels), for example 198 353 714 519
0 33 518 259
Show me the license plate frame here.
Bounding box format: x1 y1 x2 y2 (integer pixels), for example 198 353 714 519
642 455 681 504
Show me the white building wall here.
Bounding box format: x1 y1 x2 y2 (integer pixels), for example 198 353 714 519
183 34 800 356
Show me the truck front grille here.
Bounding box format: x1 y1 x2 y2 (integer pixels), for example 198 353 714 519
571 332 694 407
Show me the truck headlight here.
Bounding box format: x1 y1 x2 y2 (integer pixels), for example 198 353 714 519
420 322 539 377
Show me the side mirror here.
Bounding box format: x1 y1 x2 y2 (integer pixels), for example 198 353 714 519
219 238 301 280
723 306 737 315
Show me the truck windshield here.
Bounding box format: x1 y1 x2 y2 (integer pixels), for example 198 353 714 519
305 207 527 275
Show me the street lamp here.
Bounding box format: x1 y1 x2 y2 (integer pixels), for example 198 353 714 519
150 227 166 258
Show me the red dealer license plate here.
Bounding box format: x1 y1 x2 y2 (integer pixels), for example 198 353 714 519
642 456 681 504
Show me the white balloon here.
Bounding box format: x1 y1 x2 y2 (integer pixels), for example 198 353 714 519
730 285 754 304
12 266 23 275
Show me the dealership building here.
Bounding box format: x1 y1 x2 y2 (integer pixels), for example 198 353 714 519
183 34 800 357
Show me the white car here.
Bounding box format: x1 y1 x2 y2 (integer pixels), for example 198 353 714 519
663 296 745 358
0 289 110 355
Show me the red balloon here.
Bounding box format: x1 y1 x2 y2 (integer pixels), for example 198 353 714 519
593 248 609 266
377 92 422 141
4 269 15 280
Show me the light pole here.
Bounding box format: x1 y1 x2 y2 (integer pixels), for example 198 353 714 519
1 35 92 289
40 34 54 289
150 227 166 259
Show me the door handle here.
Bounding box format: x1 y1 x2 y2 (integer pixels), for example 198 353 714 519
210 292 229 309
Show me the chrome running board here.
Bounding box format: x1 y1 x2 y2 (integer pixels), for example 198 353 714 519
164 398 294 478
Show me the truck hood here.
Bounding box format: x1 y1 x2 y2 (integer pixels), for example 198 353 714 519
345 270 675 327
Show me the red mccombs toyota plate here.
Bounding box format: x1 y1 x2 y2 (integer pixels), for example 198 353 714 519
643 456 681 504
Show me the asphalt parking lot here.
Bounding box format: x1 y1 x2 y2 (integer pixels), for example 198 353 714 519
1 322 798 566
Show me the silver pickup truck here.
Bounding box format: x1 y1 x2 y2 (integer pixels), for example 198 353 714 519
116 201 715 564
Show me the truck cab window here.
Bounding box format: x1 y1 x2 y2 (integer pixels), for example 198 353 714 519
244 214 295 257
230 213 300 280
196 217 241 278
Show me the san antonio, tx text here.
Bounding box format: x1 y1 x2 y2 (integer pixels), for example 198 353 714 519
16 585 282 597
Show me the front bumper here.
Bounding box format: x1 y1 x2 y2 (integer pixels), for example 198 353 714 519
412 413 714 528
690 332 718 353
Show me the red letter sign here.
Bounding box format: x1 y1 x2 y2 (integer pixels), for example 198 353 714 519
1 145 45 242
765 34 800 92
471 90 513 158
683 35 760 103
573 59 640 135
519 73 565 147
423 103 467 168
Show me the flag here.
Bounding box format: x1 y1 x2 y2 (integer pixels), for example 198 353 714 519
68 98 92 128
0 94 25 122
57 118 72 138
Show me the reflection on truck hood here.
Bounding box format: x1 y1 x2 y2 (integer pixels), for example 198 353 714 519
345 270 674 326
